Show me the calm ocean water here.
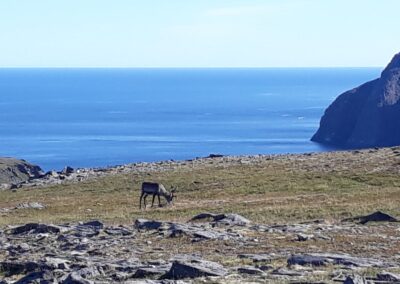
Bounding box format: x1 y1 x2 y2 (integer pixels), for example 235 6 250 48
0 68 380 171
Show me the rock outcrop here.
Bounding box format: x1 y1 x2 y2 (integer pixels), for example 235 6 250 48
312 52 400 148
0 158 43 187
1 213 399 283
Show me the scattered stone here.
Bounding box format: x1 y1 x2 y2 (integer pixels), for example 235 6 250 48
10 223 62 235
61 166 75 175
190 212 217 222
135 218 243 242
14 270 56 284
15 202 46 210
238 254 273 263
376 271 400 282
306 253 386 268
343 275 367 284
288 255 327 267
0 183 12 190
296 233 314 241
0 261 43 277
104 226 133 236
271 267 305 277
0 213 398 283
44 257 70 270
237 266 265 275
135 219 164 230
207 154 224 158
342 211 398 224
46 170 59 178
162 258 227 279
190 212 251 226
133 265 171 278
81 220 104 229
213 213 251 226
61 272 94 284
72 221 103 238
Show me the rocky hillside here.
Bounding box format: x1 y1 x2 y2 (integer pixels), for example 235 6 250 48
0 158 43 188
312 52 400 148
1 149 400 282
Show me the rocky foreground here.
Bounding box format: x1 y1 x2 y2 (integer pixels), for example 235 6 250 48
1 211 400 283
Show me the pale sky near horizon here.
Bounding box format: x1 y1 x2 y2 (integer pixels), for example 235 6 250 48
0 0 399 68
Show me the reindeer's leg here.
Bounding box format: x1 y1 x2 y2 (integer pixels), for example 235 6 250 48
151 194 156 207
144 193 149 208
139 192 145 210
158 194 161 207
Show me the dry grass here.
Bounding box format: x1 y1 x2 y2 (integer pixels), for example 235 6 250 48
1 147 400 226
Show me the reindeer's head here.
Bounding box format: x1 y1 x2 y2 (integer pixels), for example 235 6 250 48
167 186 177 204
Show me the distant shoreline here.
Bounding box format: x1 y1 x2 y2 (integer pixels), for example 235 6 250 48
2 145 393 190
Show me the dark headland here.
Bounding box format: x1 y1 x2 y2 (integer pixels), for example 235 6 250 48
312 52 400 148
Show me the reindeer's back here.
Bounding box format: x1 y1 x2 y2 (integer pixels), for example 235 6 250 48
141 182 160 191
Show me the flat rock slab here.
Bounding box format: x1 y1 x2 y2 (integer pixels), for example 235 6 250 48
60 271 95 284
133 265 171 278
238 254 274 263
162 258 227 279
135 219 164 230
376 272 400 282
134 219 243 242
271 267 306 277
237 266 265 275
288 255 327 267
343 275 367 284
290 253 388 268
15 202 46 210
342 211 398 224
104 226 133 236
190 212 251 226
10 223 64 235
0 261 45 277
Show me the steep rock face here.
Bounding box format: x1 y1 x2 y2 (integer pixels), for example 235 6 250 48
312 52 400 148
0 158 43 186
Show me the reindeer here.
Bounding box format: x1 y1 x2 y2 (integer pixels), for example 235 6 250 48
139 182 176 209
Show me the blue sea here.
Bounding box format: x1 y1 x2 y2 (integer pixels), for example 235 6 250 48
0 68 380 171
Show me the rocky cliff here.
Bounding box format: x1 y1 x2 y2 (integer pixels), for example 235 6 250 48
0 158 43 188
312 52 400 148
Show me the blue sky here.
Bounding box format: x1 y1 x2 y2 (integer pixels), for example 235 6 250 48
0 0 399 67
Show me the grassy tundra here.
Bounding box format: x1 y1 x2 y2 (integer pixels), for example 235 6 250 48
1 147 400 226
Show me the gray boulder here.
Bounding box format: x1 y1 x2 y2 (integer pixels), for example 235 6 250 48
133 265 171 278
0 261 44 277
14 271 56 284
162 258 227 279
135 219 164 230
237 266 265 275
15 202 46 210
190 213 251 226
376 272 400 282
10 223 62 235
342 211 398 224
343 275 367 284
287 255 326 267
61 272 94 284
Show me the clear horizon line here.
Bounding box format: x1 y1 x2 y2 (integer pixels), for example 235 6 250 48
0 66 383 69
